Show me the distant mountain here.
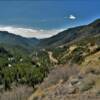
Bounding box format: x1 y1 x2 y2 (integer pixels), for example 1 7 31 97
38 19 100 48
1 19 100 51
0 31 39 50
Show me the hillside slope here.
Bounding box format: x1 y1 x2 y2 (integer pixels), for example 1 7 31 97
30 38 100 100
30 19 100 100
39 19 100 48
0 31 39 50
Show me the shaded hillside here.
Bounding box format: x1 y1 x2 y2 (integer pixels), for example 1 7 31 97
39 19 100 48
0 30 52 94
0 31 39 50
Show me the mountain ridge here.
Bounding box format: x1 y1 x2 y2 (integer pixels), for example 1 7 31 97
38 19 100 48
0 31 39 50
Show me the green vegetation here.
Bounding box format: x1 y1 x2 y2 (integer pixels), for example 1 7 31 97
0 47 52 90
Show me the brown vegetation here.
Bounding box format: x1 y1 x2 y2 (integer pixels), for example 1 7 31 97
0 85 33 100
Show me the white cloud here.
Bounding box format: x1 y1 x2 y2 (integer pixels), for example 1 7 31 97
0 26 65 39
69 15 76 20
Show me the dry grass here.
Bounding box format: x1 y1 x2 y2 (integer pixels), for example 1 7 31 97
40 65 79 89
0 85 33 100
81 51 100 67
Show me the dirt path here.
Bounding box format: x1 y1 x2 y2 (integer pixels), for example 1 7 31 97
48 51 58 63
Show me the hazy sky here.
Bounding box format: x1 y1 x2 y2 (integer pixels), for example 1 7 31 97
0 0 100 38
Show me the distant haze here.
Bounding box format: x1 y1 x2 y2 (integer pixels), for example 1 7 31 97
0 26 65 38
0 0 100 38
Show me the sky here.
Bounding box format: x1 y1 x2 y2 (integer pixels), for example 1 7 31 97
0 0 100 38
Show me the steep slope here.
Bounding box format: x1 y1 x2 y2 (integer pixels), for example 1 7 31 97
30 37 100 100
29 19 100 100
39 19 100 48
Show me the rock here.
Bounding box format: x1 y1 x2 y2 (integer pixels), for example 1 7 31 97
78 81 94 92
67 83 76 94
71 78 79 85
